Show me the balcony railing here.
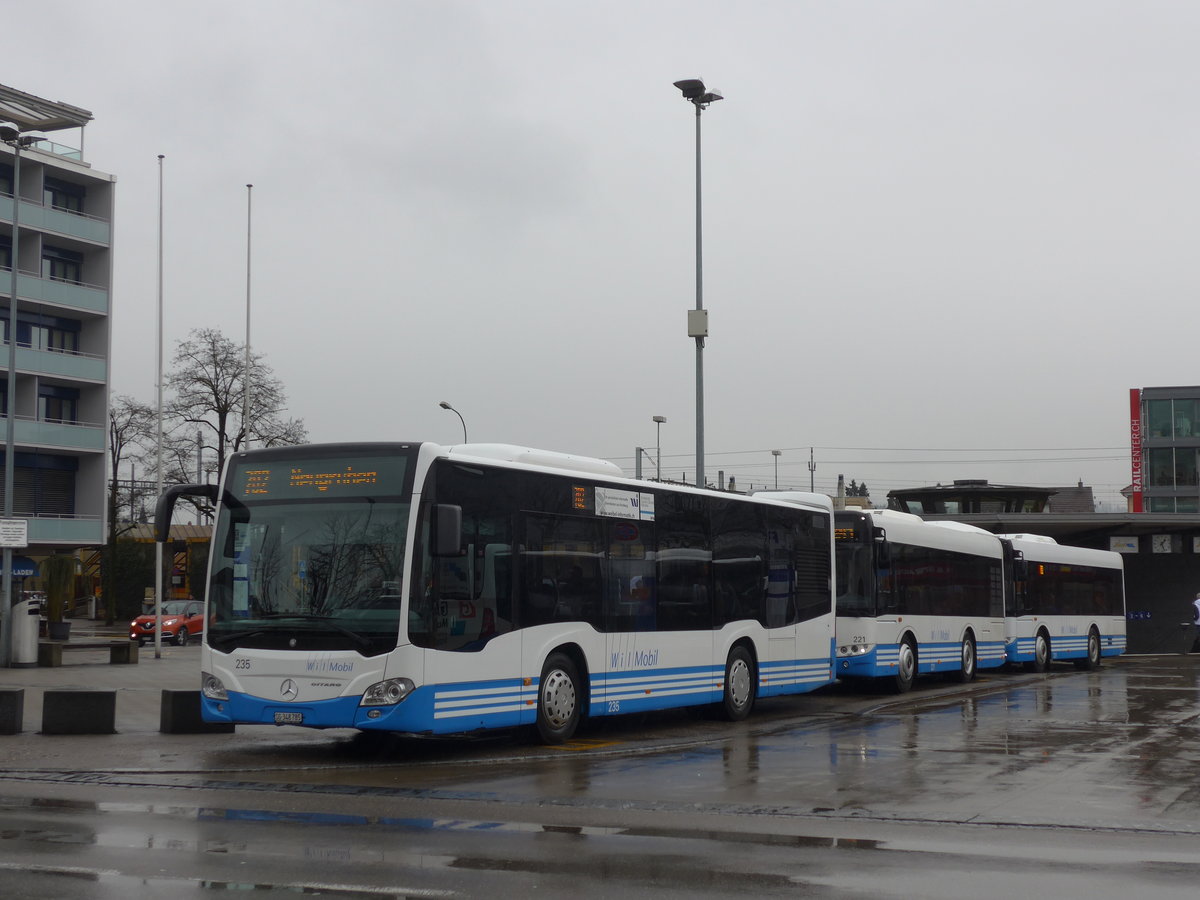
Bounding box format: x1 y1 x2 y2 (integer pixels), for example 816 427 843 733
30 138 83 161
0 414 105 451
0 190 111 244
1 265 109 314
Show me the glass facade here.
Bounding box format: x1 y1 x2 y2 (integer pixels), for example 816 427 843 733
1140 388 1200 512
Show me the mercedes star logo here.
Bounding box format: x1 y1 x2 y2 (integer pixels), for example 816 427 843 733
280 679 299 701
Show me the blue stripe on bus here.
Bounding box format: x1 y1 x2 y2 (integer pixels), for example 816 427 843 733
1007 633 1127 663
838 640 1008 679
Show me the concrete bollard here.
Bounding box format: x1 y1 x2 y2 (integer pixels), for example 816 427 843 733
109 641 138 664
37 642 63 667
0 690 24 735
42 690 116 735
159 690 235 734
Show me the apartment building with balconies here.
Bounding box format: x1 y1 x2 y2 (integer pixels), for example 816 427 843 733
1 83 110 547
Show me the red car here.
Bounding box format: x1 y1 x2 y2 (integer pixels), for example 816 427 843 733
129 599 204 646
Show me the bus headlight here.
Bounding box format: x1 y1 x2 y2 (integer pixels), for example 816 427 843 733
361 678 415 707
202 672 228 700
837 644 874 657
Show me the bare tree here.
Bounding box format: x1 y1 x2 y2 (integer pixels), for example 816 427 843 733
166 328 307 481
105 394 155 623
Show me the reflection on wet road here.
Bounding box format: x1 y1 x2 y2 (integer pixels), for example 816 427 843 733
3 656 1200 897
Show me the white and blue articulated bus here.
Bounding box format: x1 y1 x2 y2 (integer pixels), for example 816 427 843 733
156 442 837 744
832 509 1007 692
998 533 1126 671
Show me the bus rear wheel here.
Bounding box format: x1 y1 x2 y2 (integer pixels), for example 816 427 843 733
720 646 756 721
892 638 917 694
1075 629 1101 671
1026 632 1050 673
953 634 976 684
536 652 582 744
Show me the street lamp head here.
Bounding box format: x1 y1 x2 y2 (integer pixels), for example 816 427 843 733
772 450 782 458
653 415 667 424
673 78 723 108
438 401 452 410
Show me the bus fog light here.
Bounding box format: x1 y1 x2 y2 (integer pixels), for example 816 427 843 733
361 677 415 707
202 672 228 701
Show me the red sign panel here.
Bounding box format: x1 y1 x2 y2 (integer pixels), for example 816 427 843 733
1129 388 1143 513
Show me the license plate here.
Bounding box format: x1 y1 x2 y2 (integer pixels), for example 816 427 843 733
274 711 304 725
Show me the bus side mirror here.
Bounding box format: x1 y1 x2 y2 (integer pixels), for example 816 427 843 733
155 484 219 542
875 538 891 568
432 504 463 557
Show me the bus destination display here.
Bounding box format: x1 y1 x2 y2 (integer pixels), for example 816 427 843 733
232 456 408 499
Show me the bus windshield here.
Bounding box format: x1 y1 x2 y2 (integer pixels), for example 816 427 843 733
206 449 414 655
834 513 876 616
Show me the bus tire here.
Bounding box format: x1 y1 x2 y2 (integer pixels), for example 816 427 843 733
953 634 977 684
1075 629 1101 671
1025 631 1050 673
536 652 582 744
720 646 756 721
892 638 917 694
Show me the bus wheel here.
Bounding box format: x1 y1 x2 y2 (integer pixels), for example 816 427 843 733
720 646 756 721
893 638 917 694
1026 632 1050 673
953 635 977 684
1075 629 1101 671
536 652 582 744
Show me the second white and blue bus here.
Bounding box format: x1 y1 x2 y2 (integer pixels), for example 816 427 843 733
831 508 1008 692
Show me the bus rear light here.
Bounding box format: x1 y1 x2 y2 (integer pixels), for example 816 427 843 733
361 678 415 707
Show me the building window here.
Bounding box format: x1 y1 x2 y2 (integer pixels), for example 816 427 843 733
0 238 9 271
1147 497 1176 513
41 246 83 284
0 164 11 196
43 177 85 213
1148 448 1175 487
1147 399 1173 438
1177 449 1199 488
38 386 80 424
29 323 79 353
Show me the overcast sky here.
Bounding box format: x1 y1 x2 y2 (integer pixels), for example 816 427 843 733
8 1 1197 507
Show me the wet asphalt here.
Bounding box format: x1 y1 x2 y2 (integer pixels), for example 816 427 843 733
3 625 1200 897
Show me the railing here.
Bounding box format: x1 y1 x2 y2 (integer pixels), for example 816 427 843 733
0 188 111 225
30 139 83 161
1 263 111 296
0 413 105 431
0 336 106 364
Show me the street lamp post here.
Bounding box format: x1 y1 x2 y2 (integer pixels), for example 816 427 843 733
0 122 46 668
674 77 722 490
652 415 666 481
772 449 781 490
439 401 467 443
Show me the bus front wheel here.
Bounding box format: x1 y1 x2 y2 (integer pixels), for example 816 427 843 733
893 639 917 694
536 652 582 744
720 646 756 721
1026 632 1050 673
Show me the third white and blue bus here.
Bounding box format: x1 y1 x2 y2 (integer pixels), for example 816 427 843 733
999 533 1126 671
